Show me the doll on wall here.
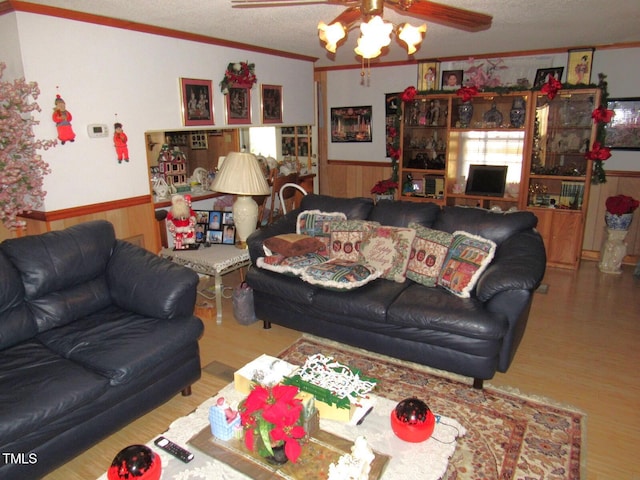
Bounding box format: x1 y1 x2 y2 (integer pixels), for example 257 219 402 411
113 122 129 163
166 194 196 250
52 94 76 144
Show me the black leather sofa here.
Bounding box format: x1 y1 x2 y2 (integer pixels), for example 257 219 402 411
247 195 546 388
0 220 204 478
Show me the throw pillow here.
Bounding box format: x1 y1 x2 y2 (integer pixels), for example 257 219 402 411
437 231 497 298
297 210 347 256
405 223 453 287
299 259 381 291
263 233 324 257
257 253 328 276
328 220 380 262
359 226 417 283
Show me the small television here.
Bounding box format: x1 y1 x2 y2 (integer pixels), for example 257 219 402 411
465 165 508 197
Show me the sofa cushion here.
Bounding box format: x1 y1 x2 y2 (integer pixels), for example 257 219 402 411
37 307 204 386
299 259 381 291
0 340 110 446
299 194 374 220
438 231 496 298
360 226 416 282
328 220 379 262
433 206 537 245
247 266 318 305
297 210 347 256
0 251 37 350
257 253 328 276
263 233 324 257
367 199 441 228
405 223 453 287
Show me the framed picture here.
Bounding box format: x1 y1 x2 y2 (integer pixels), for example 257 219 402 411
189 131 208 149
195 210 209 224
441 70 463 90
226 86 251 125
261 84 283 124
385 92 400 116
194 224 207 244
604 98 640 150
180 78 214 126
208 211 222 230
533 67 564 88
222 212 234 225
207 230 223 244
418 61 439 91
222 225 236 245
330 106 372 142
566 48 594 85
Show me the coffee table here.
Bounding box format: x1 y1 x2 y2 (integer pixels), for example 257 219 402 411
160 246 251 324
97 379 464 480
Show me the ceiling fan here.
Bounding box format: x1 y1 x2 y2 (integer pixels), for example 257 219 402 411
231 0 492 32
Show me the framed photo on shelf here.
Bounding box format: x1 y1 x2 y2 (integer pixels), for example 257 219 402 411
566 48 594 85
261 84 283 124
222 225 236 245
441 70 463 90
208 211 223 231
207 230 223 244
330 106 372 143
226 86 251 125
222 212 234 225
604 97 640 150
418 61 439 91
533 67 564 88
189 131 208 149
180 78 214 126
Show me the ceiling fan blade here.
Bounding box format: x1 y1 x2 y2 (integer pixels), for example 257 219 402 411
232 0 329 7
390 0 492 31
328 5 362 26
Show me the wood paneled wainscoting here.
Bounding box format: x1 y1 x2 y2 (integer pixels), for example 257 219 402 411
323 160 392 199
582 171 640 265
11 195 161 252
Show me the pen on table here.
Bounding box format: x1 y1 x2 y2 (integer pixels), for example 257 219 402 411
356 406 374 425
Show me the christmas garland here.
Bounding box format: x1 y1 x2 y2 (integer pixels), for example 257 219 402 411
219 61 257 94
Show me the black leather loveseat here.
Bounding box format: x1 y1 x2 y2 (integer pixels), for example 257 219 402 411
0 220 204 478
247 195 546 388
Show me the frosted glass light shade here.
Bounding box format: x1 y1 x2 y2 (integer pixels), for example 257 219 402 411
398 23 427 55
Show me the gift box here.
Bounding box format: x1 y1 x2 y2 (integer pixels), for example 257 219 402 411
234 354 297 394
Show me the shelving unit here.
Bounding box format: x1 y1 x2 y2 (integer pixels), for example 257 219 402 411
280 125 314 174
398 88 599 269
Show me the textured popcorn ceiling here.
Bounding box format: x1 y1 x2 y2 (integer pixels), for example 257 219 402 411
23 0 640 67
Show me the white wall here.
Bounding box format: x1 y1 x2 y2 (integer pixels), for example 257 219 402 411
5 12 315 211
326 47 640 171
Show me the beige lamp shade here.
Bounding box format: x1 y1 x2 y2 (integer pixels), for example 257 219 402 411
211 152 270 196
211 152 270 248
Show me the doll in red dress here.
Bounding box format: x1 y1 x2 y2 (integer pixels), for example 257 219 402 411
52 95 75 144
113 122 129 163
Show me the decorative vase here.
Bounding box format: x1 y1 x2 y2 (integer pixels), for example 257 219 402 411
604 212 633 230
510 97 526 128
599 213 633 274
458 101 474 128
264 443 288 465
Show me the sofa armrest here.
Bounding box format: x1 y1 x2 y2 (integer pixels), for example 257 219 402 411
475 230 546 302
247 209 300 263
107 240 199 320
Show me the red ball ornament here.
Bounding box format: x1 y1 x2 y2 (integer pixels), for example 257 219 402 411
390 397 436 443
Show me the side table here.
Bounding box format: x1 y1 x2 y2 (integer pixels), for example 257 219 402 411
159 246 251 324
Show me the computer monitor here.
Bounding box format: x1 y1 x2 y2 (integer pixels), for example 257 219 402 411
465 165 508 197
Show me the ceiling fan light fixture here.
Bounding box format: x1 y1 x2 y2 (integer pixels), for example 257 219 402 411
318 21 346 53
397 22 426 55
360 16 392 47
354 34 383 59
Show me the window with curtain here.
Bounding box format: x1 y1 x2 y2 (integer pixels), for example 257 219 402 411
458 131 525 184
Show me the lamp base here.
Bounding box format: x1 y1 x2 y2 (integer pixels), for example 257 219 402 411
232 195 259 248
235 240 248 249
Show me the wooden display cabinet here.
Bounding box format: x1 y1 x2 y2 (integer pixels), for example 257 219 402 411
523 89 599 269
399 95 450 203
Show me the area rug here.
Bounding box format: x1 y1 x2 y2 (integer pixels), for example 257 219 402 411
278 335 585 480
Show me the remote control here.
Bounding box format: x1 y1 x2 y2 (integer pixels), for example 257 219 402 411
154 436 194 463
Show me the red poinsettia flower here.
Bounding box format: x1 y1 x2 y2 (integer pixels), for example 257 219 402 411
456 86 479 102
270 424 306 463
371 179 398 195
592 106 614 124
606 194 639 215
387 145 401 160
401 86 417 102
541 76 562 100
387 126 397 138
585 142 612 161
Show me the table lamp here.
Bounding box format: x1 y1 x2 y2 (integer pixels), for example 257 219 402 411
211 152 270 248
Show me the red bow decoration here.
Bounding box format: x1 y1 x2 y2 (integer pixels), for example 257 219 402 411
541 76 562 100
387 126 397 138
592 106 614 124
456 86 479 103
401 86 417 102
585 142 612 161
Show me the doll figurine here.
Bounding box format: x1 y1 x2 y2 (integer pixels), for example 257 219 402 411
113 122 129 163
52 95 76 144
166 194 196 249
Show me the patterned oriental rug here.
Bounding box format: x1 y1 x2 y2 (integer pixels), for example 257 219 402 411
279 335 585 480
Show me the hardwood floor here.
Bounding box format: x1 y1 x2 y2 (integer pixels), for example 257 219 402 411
44 261 639 480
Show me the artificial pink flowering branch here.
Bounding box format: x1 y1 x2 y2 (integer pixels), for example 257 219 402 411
0 63 56 229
